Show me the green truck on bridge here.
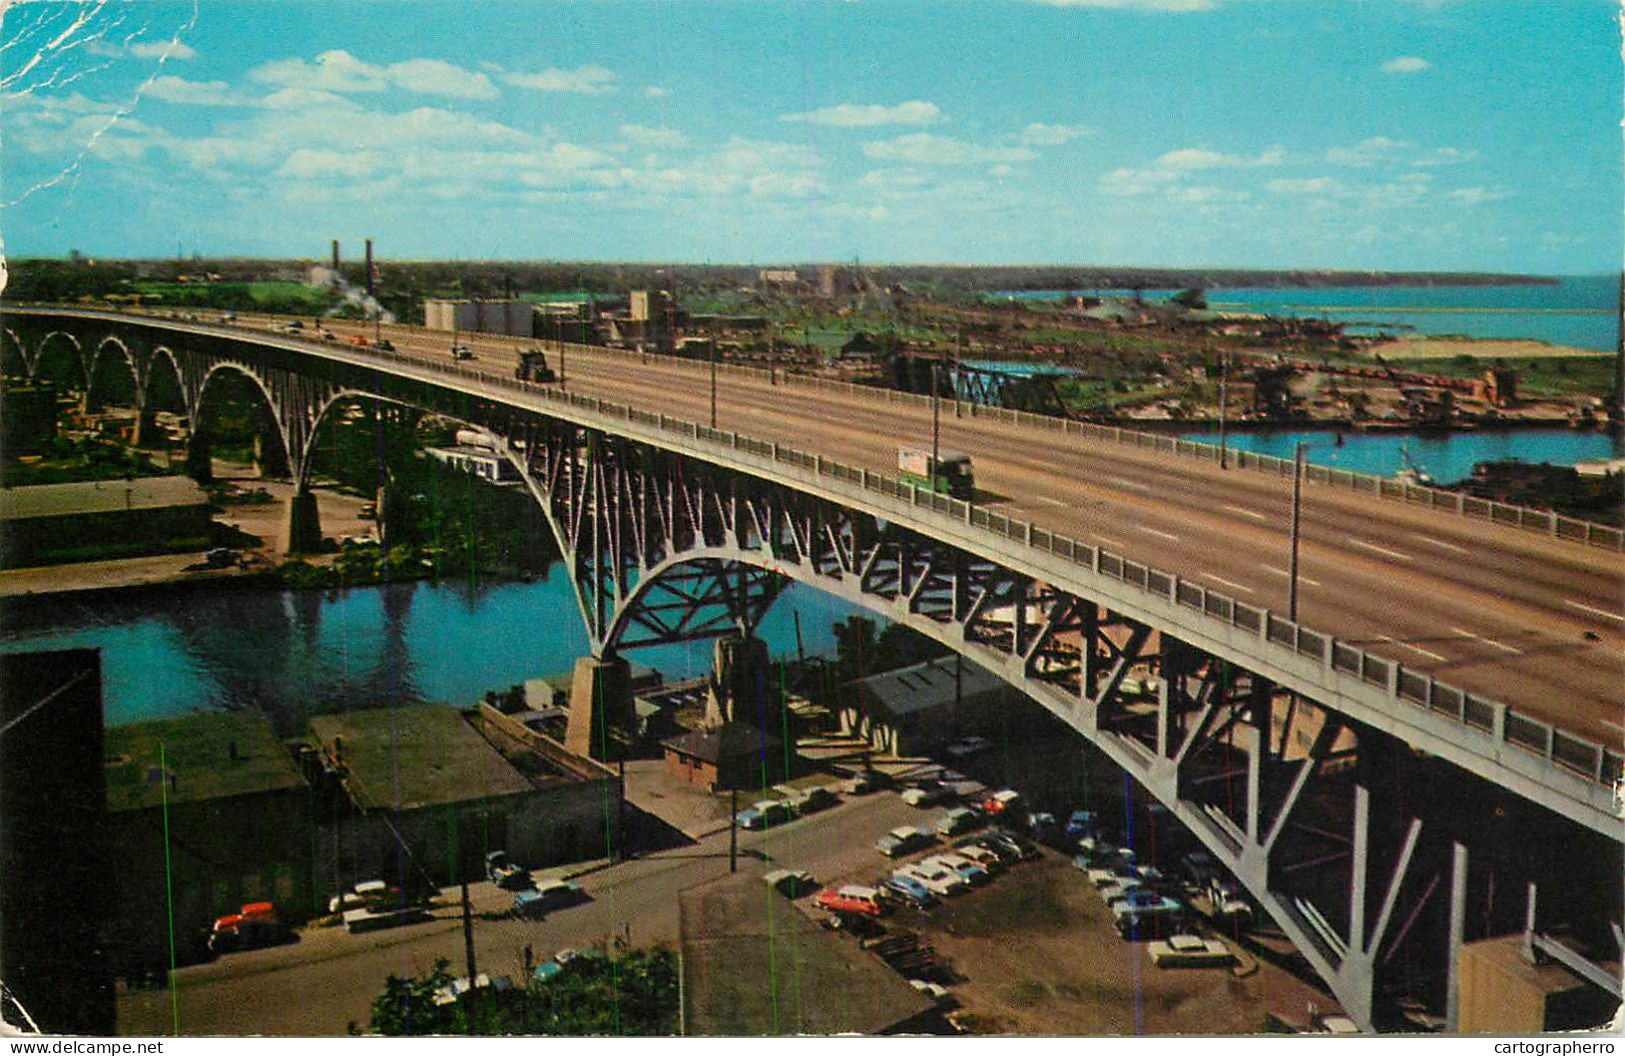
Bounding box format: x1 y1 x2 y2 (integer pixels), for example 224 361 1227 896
897 445 975 500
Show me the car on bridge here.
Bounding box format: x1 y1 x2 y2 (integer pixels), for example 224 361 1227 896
450 345 475 360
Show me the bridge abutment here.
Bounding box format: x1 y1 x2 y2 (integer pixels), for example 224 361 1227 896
564 653 634 761
280 488 323 555
705 634 773 727
184 432 213 484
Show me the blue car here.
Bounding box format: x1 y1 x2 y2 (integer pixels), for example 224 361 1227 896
1065 810 1100 838
883 872 939 908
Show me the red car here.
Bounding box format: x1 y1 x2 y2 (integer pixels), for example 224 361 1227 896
814 885 889 918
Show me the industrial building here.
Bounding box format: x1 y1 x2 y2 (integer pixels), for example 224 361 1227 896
103 710 313 974
422 443 521 484
0 476 212 568
838 654 1010 757
423 298 536 338
306 706 620 889
660 721 785 791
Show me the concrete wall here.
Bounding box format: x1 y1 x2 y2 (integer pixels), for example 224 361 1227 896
1 503 213 568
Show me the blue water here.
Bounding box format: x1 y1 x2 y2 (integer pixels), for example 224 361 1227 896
1000 275 1618 352
0 567 864 731
1174 426 1623 485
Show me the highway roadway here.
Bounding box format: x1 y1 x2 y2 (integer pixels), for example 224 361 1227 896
112 310 1625 749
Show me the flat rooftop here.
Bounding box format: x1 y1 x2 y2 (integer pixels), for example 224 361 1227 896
0 476 209 521
105 711 303 813
851 654 1004 719
309 707 533 811
680 873 936 1036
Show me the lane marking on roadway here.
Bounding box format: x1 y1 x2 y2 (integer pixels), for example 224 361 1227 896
1378 634 1448 663
1137 525 1181 542
1034 496 1067 507
1413 534 1468 555
1094 534 1128 550
1601 720 1625 736
1107 476 1153 494
1222 504 1268 522
1565 600 1625 623
1201 573 1255 594
1262 565 1321 588
1448 626 1523 655
1347 537 1413 562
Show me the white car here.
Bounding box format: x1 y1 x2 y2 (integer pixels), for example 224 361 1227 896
902 861 969 897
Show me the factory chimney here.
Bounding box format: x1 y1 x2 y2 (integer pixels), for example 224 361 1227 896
365 238 375 298
331 240 340 270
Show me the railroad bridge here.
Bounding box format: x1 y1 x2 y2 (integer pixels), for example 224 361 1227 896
4 307 1621 1031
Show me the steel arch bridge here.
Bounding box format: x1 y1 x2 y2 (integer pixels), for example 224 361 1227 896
4 307 1619 1032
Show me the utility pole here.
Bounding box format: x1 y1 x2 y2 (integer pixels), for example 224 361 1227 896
1288 442 1307 622
729 788 739 873
710 343 719 429
460 877 478 981
931 359 941 492
1217 348 1230 470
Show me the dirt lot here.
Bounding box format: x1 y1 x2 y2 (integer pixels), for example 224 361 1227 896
869 854 1331 1035
1366 337 1608 360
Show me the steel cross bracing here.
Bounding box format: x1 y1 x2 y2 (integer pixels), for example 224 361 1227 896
8 310 1621 1030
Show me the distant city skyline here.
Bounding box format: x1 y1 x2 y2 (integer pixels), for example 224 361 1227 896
2 0 1618 274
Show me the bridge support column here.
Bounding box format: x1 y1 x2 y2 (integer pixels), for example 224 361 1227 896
254 431 290 479
564 654 633 761
281 488 323 555
184 432 213 484
705 633 773 728
131 408 159 449
1446 841 1469 1032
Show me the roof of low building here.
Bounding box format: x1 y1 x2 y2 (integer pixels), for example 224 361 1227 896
0 476 209 521
848 654 1005 720
105 711 303 813
680 872 936 1036
661 721 781 765
309 707 533 811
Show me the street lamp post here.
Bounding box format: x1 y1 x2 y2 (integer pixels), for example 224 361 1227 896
1218 348 1230 470
931 360 941 491
710 343 719 429
1288 441 1307 622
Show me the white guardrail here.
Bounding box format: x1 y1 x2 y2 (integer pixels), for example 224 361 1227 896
17 308 1625 804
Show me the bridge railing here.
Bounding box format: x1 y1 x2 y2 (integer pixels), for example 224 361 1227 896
16 308 1624 802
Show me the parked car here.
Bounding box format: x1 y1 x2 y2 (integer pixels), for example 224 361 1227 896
1114 894 1187 939
935 806 983 837
815 884 889 918
952 840 1006 874
846 769 889 795
782 786 837 815
943 735 991 761
882 872 939 908
485 851 532 891
763 869 817 898
1100 878 1147 905
931 853 991 887
1025 811 1062 846
875 825 935 858
737 799 794 830
901 860 969 897
1065 810 1101 838
512 889 548 920
987 830 1041 862
209 901 284 954
531 880 587 911
980 789 1021 816
902 779 951 808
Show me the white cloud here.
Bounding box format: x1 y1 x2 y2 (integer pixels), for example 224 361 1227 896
1099 166 1181 196
128 40 197 60
1448 186 1510 205
1325 136 1409 166
781 100 942 128
1412 146 1476 167
1033 0 1217 10
863 133 1037 166
1157 145 1284 169
505 65 618 95
619 123 685 148
1267 177 1337 194
249 50 496 99
1019 122 1093 146
644 86 671 98
146 76 242 106
1381 56 1431 75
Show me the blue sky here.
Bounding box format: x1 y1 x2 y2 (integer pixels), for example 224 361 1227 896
2 0 1618 273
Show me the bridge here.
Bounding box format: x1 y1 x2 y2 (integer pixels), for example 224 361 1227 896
5 305 1621 1030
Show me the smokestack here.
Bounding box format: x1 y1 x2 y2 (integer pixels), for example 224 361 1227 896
365 238 375 298
331 239 340 270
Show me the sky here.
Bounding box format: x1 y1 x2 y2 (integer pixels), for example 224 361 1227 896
1 0 1619 273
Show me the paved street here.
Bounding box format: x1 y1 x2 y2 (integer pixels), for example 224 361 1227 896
117 788 927 1036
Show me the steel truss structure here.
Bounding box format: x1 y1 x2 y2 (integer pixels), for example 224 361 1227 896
7 311 1619 1032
